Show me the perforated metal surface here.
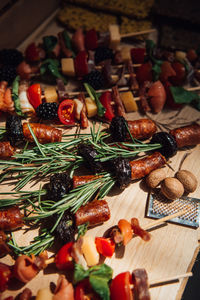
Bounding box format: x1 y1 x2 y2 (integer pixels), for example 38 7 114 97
147 192 200 228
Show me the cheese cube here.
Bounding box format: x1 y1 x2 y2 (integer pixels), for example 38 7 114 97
44 86 58 103
120 91 138 112
109 24 121 50
175 51 186 61
61 58 75 77
85 97 97 117
36 288 53 300
120 46 132 62
81 235 99 267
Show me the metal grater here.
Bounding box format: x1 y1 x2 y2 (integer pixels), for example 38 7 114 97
146 191 200 228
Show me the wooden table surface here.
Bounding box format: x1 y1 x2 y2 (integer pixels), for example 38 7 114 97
1 15 200 300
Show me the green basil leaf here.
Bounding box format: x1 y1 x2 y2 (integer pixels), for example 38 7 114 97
84 83 105 117
89 264 113 300
74 263 89 284
170 86 200 104
152 63 162 81
40 59 67 84
43 35 57 53
12 76 25 117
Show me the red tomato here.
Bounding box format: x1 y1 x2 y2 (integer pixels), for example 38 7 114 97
170 61 186 86
95 237 115 257
110 272 133 300
55 242 74 270
130 48 145 64
99 91 115 121
159 61 176 83
118 219 133 246
164 81 183 110
136 62 153 84
25 43 40 62
58 99 75 126
75 279 100 300
27 83 42 109
74 51 89 77
85 29 98 50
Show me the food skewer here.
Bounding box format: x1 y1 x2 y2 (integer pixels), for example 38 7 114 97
149 272 193 287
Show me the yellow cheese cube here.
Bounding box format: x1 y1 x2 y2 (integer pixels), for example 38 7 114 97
109 24 121 50
61 58 75 77
85 97 97 117
175 51 186 61
81 235 99 267
44 86 58 103
36 288 53 300
120 91 138 112
120 46 132 62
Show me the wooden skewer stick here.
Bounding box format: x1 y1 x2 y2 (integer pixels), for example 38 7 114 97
143 209 188 231
186 86 200 92
121 29 157 39
149 272 193 287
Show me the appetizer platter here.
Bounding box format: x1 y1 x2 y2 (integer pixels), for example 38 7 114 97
0 11 200 300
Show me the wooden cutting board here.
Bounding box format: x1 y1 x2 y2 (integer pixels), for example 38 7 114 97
1 15 200 300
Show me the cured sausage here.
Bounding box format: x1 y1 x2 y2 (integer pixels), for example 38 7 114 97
112 85 126 117
110 116 157 142
0 141 14 158
73 175 103 189
130 152 166 181
170 124 200 148
132 269 150 300
22 123 62 143
0 206 23 231
75 200 110 226
0 230 11 257
13 255 39 283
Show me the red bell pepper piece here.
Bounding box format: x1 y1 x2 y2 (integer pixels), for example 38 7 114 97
58 99 75 126
27 83 42 109
25 43 40 62
136 62 153 84
99 91 115 121
74 51 89 77
130 48 145 64
85 29 98 50
55 242 74 270
110 271 133 300
164 81 183 110
95 237 115 258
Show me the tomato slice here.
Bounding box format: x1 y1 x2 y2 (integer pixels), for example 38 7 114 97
58 99 75 126
55 242 74 270
95 237 115 257
99 91 115 121
118 219 133 246
85 29 98 50
27 83 42 109
110 272 133 300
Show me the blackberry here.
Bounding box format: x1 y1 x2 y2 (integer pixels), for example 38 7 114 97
0 49 23 67
36 102 58 120
53 210 76 244
94 47 114 64
6 115 24 146
150 132 178 158
48 173 72 201
0 65 17 85
110 157 131 189
83 70 104 90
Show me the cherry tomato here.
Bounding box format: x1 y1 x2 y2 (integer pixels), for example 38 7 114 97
110 272 133 300
95 237 115 257
136 62 153 84
58 99 75 126
159 61 176 83
75 279 100 300
99 91 115 121
25 43 40 62
170 61 186 86
27 83 42 109
55 242 74 270
118 219 133 246
74 51 89 77
164 81 183 110
85 29 98 50
130 48 145 64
